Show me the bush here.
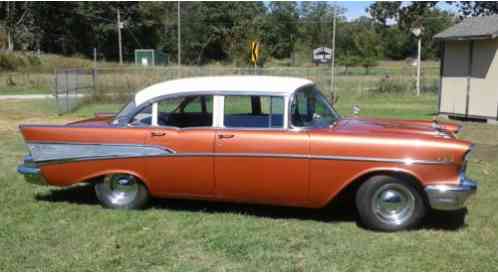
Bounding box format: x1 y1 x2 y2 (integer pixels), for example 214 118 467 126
372 76 412 94
26 55 42 66
0 53 42 71
0 53 26 71
422 78 440 94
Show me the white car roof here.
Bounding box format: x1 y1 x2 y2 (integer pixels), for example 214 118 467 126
134 75 313 106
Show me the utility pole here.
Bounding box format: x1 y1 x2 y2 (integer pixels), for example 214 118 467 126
416 36 422 96
117 8 123 65
177 1 181 67
330 4 337 103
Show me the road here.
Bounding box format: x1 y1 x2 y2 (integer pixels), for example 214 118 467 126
0 94 84 100
0 94 54 100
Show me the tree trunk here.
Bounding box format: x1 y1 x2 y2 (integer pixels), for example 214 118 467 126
7 30 14 51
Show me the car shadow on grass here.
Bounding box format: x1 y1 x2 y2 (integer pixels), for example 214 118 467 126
35 184 468 231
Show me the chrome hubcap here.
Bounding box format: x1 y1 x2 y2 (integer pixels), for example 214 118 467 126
372 184 415 226
102 174 138 206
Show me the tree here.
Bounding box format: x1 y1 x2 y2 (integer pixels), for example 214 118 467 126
367 2 401 27
367 2 456 60
337 55 361 75
265 2 299 59
350 17 382 74
382 27 411 60
453 2 498 16
0 1 33 51
361 56 379 75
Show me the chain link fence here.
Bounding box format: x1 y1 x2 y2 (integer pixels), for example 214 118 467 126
53 64 439 114
54 68 96 114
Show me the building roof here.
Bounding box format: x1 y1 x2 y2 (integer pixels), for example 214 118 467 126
434 15 498 41
134 75 313 106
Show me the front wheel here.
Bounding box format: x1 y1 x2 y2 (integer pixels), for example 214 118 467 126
95 174 150 209
356 175 427 231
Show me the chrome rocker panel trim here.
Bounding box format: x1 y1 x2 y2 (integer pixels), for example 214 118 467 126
17 156 48 186
425 176 478 211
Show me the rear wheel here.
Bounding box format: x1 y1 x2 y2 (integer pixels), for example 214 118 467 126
95 174 149 209
356 175 426 231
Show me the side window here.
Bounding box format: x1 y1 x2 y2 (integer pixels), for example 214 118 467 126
183 96 213 113
224 95 284 128
157 95 213 128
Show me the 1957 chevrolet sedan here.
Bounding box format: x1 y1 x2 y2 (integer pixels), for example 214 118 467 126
18 76 477 231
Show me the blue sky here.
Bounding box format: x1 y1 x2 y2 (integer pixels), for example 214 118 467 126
338 1 459 21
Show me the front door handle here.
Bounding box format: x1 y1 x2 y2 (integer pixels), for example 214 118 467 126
218 134 235 139
151 131 166 137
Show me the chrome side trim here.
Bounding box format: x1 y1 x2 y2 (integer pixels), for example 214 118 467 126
28 142 174 164
210 153 451 165
31 145 452 166
308 155 451 165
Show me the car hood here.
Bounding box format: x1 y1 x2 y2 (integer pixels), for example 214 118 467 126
66 116 114 127
333 117 461 138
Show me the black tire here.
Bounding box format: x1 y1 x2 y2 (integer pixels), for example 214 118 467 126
355 175 426 231
95 174 150 209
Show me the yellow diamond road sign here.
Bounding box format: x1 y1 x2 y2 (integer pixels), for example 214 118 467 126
251 41 260 64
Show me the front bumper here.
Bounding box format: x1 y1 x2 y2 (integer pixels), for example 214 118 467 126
17 155 47 186
425 176 477 211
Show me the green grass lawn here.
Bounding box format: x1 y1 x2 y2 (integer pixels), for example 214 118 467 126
0 96 497 271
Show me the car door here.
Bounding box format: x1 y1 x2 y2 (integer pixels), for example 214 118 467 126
214 95 309 207
139 95 216 197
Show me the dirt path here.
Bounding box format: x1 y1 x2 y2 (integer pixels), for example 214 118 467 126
0 94 54 100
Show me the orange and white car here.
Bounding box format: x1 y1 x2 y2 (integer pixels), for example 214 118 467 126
18 76 477 231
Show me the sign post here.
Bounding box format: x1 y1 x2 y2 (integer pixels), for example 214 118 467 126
251 41 260 69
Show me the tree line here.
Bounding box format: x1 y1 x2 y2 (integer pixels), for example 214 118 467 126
0 1 497 67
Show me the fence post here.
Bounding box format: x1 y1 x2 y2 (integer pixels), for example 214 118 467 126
65 70 69 113
54 69 60 115
75 69 79 109
92 68 97 100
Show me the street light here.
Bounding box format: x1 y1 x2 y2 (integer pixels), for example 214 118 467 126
411 27 423 96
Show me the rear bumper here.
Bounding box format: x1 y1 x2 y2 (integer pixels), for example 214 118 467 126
425 176 477 211
17 156 47 186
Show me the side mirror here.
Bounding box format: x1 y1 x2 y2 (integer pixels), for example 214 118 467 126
352 105 361 116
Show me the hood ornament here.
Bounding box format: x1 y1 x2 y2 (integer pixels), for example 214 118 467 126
352 105 361 116
432 116 441 130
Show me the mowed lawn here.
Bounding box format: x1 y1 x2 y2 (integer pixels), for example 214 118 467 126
1 95 497 271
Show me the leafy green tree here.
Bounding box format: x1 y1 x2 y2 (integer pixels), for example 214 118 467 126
452 2 498 16
361 56 379 75
350 17 382 74
367 2 455 60
0 1 33 51
337 55 361 75
265 2 299 59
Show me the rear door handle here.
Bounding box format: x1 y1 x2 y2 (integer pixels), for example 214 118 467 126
218 134 235 139
151 131 166 137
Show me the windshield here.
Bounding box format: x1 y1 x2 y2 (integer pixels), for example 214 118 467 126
290 86 340 128
113 100 137 125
